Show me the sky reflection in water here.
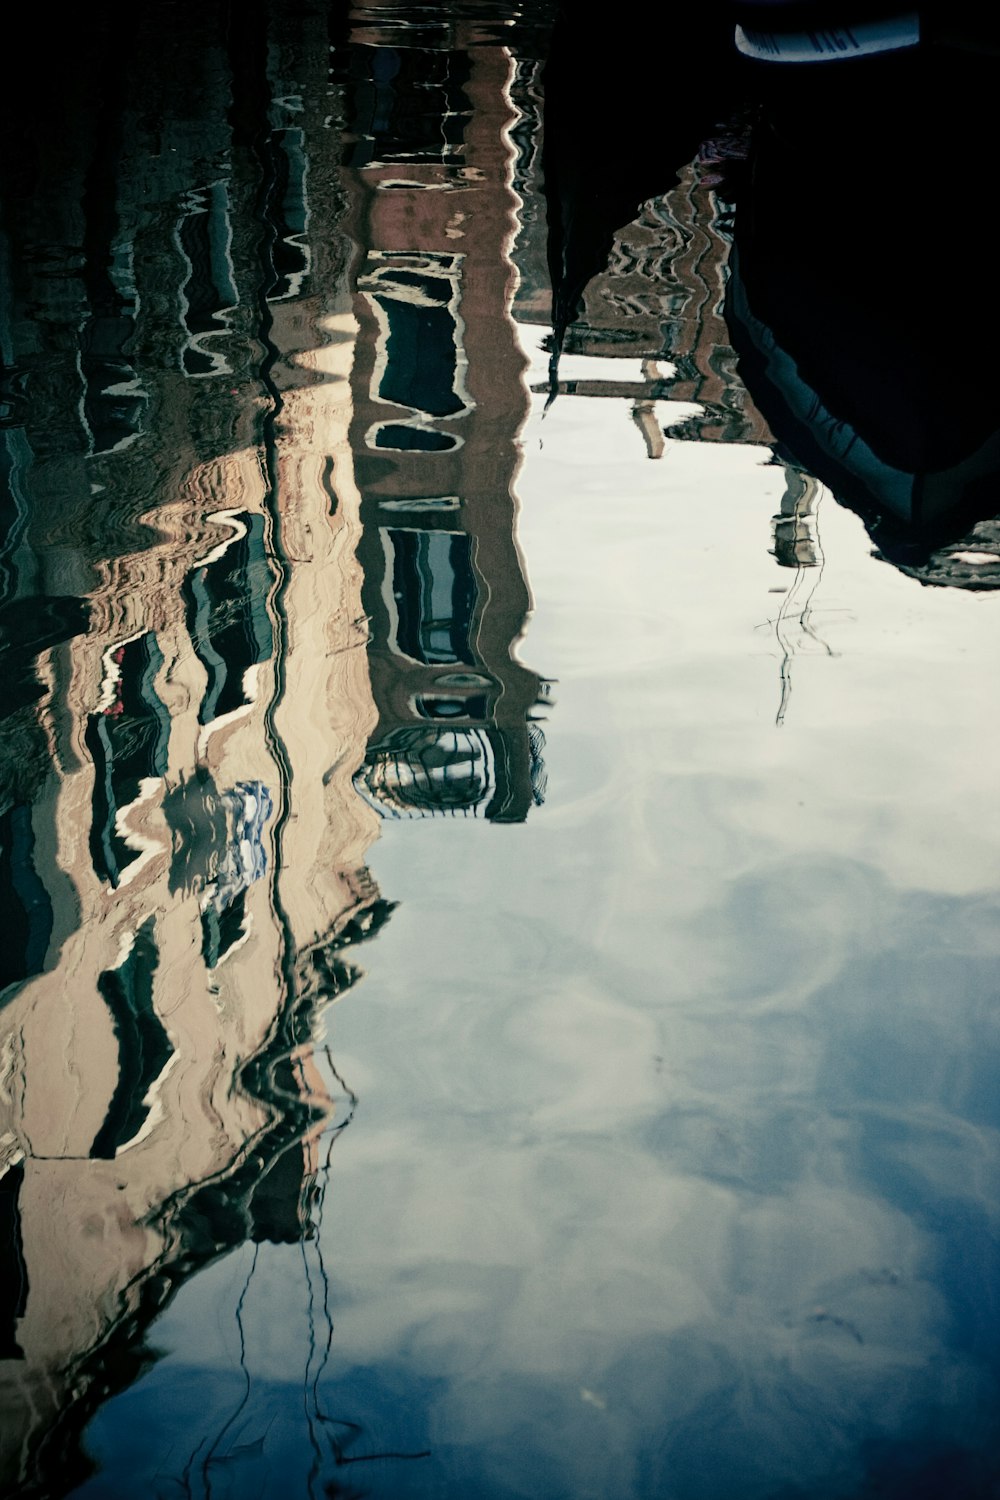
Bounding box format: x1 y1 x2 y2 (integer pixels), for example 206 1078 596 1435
1 3 999 1499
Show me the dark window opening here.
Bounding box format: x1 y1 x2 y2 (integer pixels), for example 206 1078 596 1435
414 693 488 720
201 888 247 971
389 529 476 666
91 916 172 1159
86 633 169 887
0 428 32 611
81 230 145 454
375 287 463 418
0 1160 29 1360
184 514 274 726
0 804 53 1001
374 424 458 453
178 182 238 377
261 129 310 302
82 356 146 456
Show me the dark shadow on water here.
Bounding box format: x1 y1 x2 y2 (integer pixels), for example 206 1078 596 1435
727 43 1000 586
541 5 1000 586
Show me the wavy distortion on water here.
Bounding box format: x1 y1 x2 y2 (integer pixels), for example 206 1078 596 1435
0 12 374 1494
4 1 1000 1498
0 1 551 1493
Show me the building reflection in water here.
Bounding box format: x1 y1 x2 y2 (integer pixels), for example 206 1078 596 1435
1 1 996 1494
0 2 546 1491
340 15 548 823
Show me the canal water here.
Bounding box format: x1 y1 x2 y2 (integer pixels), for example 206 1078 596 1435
1 4 998 1497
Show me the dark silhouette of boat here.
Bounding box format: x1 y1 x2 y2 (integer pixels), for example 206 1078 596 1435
726 36 1000 580
542 5 1000 583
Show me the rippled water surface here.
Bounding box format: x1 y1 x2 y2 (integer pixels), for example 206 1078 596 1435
2 4 999 1498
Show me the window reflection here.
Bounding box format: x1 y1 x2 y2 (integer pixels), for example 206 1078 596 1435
263 127 310 303
357 720 547 823
90 916 173 1160
360 253 470 450
413 693 489 720
0 429 32 609
0 805 53 998
354 725 495 818
86 633 169 887
384 527 477 666
81 233 147 455
200 780 273 970
363 258 467 418
0 1158 28 1361
184 512 274 726
177 181 238 377
371 423 460 452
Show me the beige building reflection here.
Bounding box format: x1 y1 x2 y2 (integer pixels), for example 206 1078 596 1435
0 19 383 1492
0 404 379 1481
0 8 548 1489
344 17 547 824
